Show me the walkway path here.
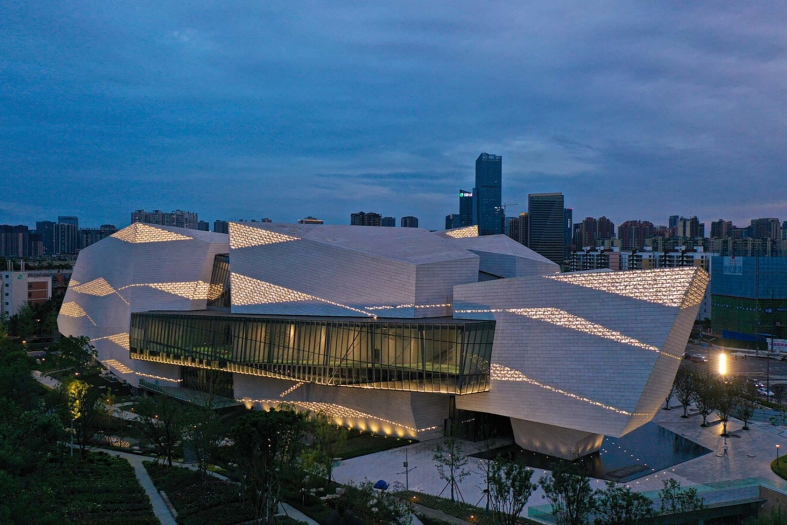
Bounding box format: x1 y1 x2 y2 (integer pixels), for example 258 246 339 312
32 370 62 389
91 447 176 525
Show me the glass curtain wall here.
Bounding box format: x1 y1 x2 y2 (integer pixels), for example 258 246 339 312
207 254 231 309
130 313 494 394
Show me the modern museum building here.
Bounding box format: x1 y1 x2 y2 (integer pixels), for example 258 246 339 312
58 221 708 459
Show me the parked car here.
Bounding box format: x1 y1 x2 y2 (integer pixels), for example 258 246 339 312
689 354 708 364
758 387 775 397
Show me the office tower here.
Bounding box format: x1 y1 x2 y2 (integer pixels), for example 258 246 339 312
58 216 79 228
475 153 503 235
710 220 733 239
350 212 382 226
618 220 655 250
668 215 679 237
459 190 474 227
381 217 396 227
783 221 787 240
0 225 33 257
507 213 528 246
564 208 573 258
213 220 229 234
78 229 106 250
298 217 324 225
578 217 597 248
400 216 418 228
750 218 781 240
36 221 56 255
445 214 458 230
198 220 210 231
527 193 565 265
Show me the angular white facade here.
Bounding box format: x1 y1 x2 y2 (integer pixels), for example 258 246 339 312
58 221 708 458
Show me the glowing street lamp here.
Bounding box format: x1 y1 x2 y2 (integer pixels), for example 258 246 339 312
777 444 781 463
718 352 727 376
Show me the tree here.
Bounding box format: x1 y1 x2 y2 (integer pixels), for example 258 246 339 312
658 478 704 516
475 414 499 513
593 482 654 525
13 303 37 339
231 408 305 524
342 480 412 525
664 382 675 410
692 371 717 427
488 455 537 525
734 380 759 430
539 461 595 525
433 424 471 503
67 379 103 458
183 406 224 481
135 394 187 467
56 336 96 368
674 365 696 418
713 377 741 437
307 410 347 482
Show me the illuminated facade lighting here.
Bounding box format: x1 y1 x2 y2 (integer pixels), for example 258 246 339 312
544 267 703 308
119 281 211 300
229 222 299 249
59 302 96 326
103 359 133 374
280 382 306 398
490 364 639 416
92 332 130 350
365 303 452 311
72 277 117 296
444 225 478 239
232 273 376 317
111 223 193 243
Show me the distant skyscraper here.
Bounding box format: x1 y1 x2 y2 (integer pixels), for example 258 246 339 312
381 216 396 227
400 216 418 228
36 221 56 255
213 220 229 234
618 220 655 250
445 214 457 230
131 209 199 229
459 190 474 227
54 222 78 254
507 213 528 246
564 208 573 258
668 215 679 237
197 220 210 231
350 212 382 227
58 216 79 228
527 193 565 265
597 217 615 240
710 219 733 239
750 218 781 240
298 216 324 225
475 153 502 235
676 216 702 238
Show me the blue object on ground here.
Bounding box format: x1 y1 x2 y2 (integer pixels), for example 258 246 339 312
373 480 389 490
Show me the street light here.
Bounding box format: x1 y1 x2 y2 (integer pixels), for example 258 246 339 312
718 352 727 376
777 444 780 464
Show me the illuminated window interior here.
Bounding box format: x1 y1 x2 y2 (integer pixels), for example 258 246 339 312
129 312 495 394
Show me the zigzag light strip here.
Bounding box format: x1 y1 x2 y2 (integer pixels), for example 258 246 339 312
490 364 637 416
238 398 424 432
508 307 679 360
60 302 97 326
71 277 129 305
119 281 210 300
92 333 131 351
103 359 134 374
365 303 452 311
280 382 306 398
232 273 375 317
111 223 193 243
544 268 698 308
229 222 299 249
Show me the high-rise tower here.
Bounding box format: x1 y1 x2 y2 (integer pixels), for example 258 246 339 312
527 193 565 265
474 153 502 235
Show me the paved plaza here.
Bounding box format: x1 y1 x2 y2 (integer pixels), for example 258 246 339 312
333 399 787 518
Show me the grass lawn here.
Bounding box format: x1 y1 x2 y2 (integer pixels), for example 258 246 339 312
772 456 787 480
400 490 540 525
48 452 158 525
337 430 416 459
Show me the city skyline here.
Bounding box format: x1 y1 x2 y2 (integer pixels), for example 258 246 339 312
3 3 787 230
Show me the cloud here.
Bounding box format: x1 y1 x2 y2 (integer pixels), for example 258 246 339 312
1 1 786 229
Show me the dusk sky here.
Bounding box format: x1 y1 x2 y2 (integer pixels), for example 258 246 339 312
2 2 786 231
